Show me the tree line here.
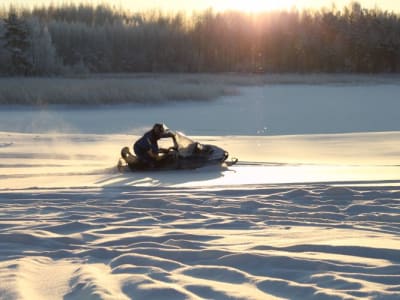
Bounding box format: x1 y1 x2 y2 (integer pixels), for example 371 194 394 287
0 2 400 75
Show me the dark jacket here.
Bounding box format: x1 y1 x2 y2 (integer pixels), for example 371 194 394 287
134 130 173 162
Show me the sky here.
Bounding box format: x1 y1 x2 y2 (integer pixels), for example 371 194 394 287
2 0 400 13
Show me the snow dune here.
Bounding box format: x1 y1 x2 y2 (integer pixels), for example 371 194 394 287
0 184 400 299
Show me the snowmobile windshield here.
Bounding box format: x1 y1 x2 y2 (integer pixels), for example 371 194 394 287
174 132 197 157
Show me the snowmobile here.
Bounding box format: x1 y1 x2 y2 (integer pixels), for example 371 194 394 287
118 131 237 172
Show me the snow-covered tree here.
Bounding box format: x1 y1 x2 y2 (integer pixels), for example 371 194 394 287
2 10 32 75
0 19 9 74
27 17 62 75
1 3 400 74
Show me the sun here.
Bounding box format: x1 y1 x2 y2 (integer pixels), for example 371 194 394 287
214 0 298 12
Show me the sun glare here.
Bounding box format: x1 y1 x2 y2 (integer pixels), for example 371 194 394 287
214 0 297 12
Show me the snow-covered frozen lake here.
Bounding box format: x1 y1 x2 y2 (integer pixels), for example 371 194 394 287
0 84 399 135
1 81 400 300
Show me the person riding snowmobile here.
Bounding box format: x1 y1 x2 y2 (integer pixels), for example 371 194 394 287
133 123 177 168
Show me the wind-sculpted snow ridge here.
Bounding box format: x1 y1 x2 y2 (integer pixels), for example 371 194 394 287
0 185 400 299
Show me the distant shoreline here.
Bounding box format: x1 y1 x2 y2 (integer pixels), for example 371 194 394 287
1 73 400 106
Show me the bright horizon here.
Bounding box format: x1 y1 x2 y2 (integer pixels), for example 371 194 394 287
2 0 400 13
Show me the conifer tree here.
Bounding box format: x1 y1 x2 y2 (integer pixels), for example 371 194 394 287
0 20 7 74
3 10 32 75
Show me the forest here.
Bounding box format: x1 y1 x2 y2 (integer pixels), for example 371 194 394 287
0 2 400 75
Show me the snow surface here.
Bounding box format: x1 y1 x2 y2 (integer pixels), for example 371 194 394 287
1 83 400 299
0 83 399 135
